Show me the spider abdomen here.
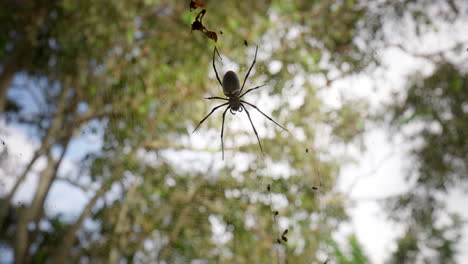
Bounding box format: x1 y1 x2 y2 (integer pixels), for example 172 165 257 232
222 71 240 97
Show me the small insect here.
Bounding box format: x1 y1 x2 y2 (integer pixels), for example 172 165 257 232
220 30 223 35
189 0 205 11
273 210 279 222
193 46 288 159
276 238 282 244
204 30 218 42
244 40 248 47
281 229 288 242
191 9 206 32
190 9 218 42
267 184 271 192
312 186 319 191
305 148 308 153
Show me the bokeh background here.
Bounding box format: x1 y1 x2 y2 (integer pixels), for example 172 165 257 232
1 0 467 263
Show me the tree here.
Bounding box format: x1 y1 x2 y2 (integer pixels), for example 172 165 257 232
3 0 456 263
375 1 468 262
331 234 370 264
384 62 467 263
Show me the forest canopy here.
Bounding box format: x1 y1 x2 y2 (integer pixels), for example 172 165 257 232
0 0 467 263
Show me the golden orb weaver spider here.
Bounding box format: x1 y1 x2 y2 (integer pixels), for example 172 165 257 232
192 46 288 159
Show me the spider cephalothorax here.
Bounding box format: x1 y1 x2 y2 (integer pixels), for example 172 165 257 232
193 46 288 159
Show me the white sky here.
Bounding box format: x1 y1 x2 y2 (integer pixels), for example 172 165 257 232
330 43 468 263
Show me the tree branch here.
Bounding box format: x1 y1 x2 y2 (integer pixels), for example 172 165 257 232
0 52 20 117
51 181 112 264
107 181 138 264
73 110 124 126
56 176 95 193
143 140 239 152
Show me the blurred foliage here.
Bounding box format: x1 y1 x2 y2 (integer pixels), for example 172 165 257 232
379 1 468 260
384 61 468 263
389 63 468 189
0 0 374 262
363 1 468 263
1 0 466 263
331 234 370 264
386 213 463 264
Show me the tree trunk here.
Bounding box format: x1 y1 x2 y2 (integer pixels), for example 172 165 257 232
158 180 202 261
13 84 70 263
107 181 138 264
16 138 71 263
0 54 19 117
14 153 55 264
0 151 40 228
51 183 111 264
0 81 74 226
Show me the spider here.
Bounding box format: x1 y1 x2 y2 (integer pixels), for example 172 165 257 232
192 46 288 159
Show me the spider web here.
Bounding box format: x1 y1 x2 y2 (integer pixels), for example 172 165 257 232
150 46 334 263
0 45 335 264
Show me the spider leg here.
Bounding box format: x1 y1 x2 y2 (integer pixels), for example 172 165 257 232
213 46 223 87
239 45 258 95
205 96 228 100
241 100 288 132
239 83 267 98
192 102 229 133
242 103 264 154
220 106 230 160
